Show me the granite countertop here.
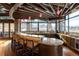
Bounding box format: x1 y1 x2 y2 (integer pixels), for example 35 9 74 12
41 37 64 46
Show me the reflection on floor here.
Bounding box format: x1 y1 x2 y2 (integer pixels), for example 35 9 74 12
0 39 15 56
0 39 78 56
63 46 78 56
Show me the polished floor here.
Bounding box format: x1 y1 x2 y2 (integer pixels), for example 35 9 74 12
0 39 78 56
0 39 15 56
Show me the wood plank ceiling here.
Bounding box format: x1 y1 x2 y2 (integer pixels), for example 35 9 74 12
0 3 79 20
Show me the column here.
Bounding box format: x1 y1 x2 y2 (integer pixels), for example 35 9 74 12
14 19 20 33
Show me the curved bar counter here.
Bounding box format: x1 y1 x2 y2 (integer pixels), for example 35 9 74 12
60 33 79 53
39 37 63 56
12 32 64 56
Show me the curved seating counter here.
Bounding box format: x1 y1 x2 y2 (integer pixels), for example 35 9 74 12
12 32 64 56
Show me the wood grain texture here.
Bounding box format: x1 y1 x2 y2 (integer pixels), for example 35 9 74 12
0 39 78 56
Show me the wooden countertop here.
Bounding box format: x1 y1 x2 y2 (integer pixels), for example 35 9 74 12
59 33 79 40
15 32 44 43
14 32 64 46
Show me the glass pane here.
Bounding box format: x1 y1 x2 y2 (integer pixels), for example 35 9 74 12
51 23 56 32
69 11 79 18
39 23 47 32
66 15 68 20
31 23 38 31
65 20 68 32
4 23 9 37
10 23 14 37
47 22 55 32
0 23 3 37
60 21 64 32
21 22 27 32
69 16 79 33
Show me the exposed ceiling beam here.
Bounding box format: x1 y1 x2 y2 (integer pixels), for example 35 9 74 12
21 6 40 13
27 4 52 17
18 9 36 14
64 3 75 15
43 3 63 9
39 3 54 16
13 6 51 19
48 3 56 16
9 3 23 19
61 3 68 15
1 3 15 10
66 4 79 15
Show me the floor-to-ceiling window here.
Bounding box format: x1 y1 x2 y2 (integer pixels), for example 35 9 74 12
10 23 14 37
0 23 3 37
21 22 27 32
65 19 68 32
39 23 47 32
50 23 56 32
65 10 79 35
69 16 79 35
4 23 9 37
0 21 14 38
31 23 38 32
59 20 65 32
20 19 56 33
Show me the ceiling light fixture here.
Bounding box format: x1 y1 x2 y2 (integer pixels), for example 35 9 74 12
56 6 62 17
28 16 31 20
39 13 42 17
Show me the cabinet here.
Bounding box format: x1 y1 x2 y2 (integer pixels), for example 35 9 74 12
75 39 79 50
39 44 62 56
39 38 63 56
61 34 79 52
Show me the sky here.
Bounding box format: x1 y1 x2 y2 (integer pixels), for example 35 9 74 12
66 10 79 27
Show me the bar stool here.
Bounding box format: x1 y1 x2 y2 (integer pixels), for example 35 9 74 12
16 38 25 56
12 35 24 56
22 39 40 56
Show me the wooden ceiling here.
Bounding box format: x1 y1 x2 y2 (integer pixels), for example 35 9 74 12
0 3 79 20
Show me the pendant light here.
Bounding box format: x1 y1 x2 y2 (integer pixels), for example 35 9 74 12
39 13 42 17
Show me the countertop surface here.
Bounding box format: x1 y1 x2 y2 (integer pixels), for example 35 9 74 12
41 37 64 46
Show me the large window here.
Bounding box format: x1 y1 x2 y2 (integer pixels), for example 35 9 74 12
10 23 14 32
10 23 14 37
65 20 68 32
59 21 65 32
51 23 56 32
20 19 56 33
69 16 79 33
0 23 3 32
31 23 38 31
69 11 79 18
0 22 14 38
39 23 47 32
0 23 3 37
4 23 9 37
65 10 79 36
21 22 27 32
